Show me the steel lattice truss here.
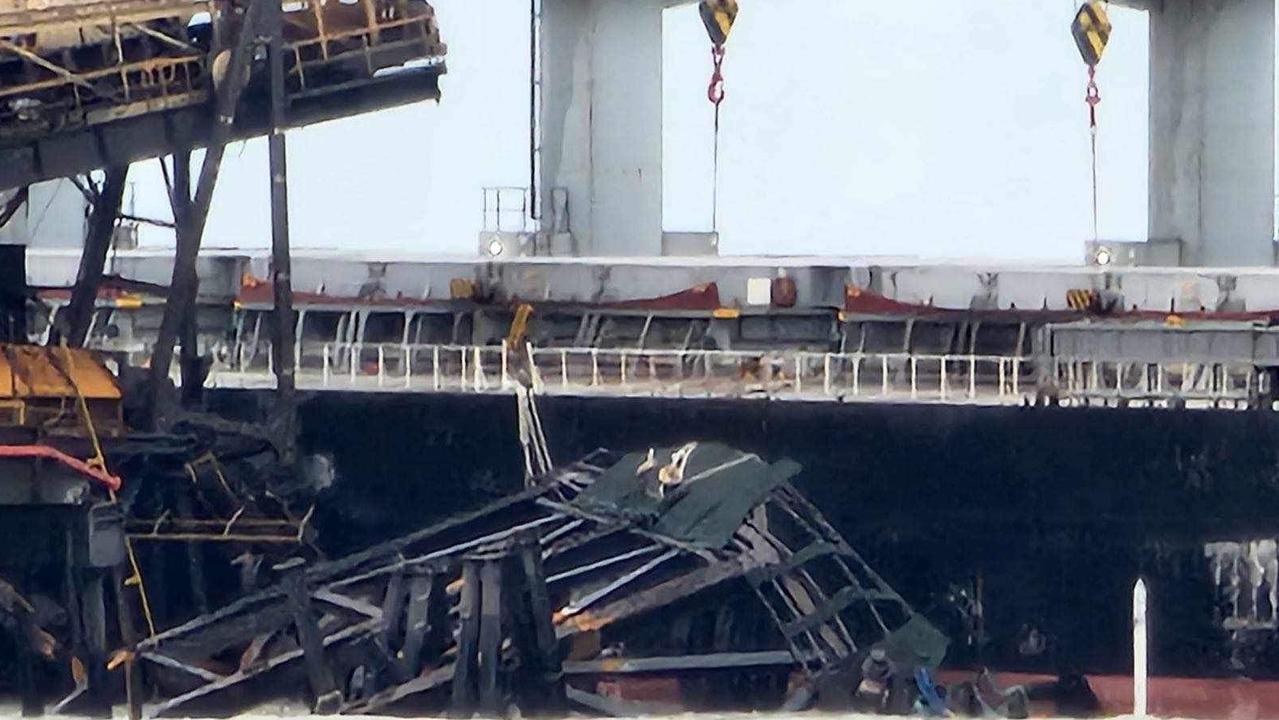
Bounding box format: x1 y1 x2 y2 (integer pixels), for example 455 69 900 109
0 0 445 165
132 446 931 718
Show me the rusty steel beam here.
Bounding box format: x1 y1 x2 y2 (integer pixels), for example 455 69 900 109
168 150 205 408
79 570 112 718
562 650 796 675
476 559 503 714
276 558 341 714
517 536 563 712
63 165 128 348
398 571 437 677
451 559 481 713
145 0 267 428
267 0 297 462
111 563 144 720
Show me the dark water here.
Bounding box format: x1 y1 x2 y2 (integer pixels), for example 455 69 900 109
211 391 1279 679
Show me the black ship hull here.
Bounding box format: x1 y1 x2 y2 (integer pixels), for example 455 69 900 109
210 390 1279 684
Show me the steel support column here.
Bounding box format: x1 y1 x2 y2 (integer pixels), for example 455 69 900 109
267 0 297 462
78 569 111 718
146 0 268 428
1148 0 1276 266
169 151 207 408
276 558 341 714
111 563 144 720
64 166 128 347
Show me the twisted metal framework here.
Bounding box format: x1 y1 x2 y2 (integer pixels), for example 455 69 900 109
132 448 928 718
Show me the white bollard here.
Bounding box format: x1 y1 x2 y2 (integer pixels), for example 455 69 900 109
1133 578 1148 718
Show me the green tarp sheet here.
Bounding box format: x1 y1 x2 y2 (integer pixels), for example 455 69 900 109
573 442 801 550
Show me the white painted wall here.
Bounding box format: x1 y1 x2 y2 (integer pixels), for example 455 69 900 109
541 0 665 255
1148 0 1276 266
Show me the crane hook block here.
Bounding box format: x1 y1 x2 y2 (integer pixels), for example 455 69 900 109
700 0 739 47
1071 1 1111 67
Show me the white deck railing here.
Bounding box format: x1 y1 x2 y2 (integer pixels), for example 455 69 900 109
1049 357 1268 409
206 341 1279 409
210 341 1033 405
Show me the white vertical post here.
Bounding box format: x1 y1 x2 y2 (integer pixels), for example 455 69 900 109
939 357 947 400
561 349 569 387
433 346 441 391
910 357 918 399
823 354 832 396
1134 578 1148 719
377 345 385 387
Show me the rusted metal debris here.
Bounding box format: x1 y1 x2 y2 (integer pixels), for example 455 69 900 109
0 343 124 433
0 339 326 717
131 443 942 717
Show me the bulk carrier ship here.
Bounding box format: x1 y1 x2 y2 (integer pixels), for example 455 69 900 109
3 0 1279 717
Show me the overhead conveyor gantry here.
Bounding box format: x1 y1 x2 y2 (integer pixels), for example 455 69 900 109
0 0 447 190
0 0 446 439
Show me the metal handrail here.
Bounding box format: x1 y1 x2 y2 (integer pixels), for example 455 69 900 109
1050 355 1266 406
525 347 1026 402
210 340 1033 404
195 338 1279 410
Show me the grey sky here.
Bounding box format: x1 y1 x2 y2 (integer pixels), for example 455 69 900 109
131 0 1153 262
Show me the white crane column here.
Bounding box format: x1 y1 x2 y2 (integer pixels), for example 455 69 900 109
1147 0 1275 266
540 0 666 256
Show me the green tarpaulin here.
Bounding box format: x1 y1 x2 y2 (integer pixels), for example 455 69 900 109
573 442 801 550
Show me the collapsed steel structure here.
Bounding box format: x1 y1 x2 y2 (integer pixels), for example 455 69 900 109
0 341 326 717
131 443 941 717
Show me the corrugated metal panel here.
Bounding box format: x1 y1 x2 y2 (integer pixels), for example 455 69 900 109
0 345 120 400
59 346 121 399
0 351 13 396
